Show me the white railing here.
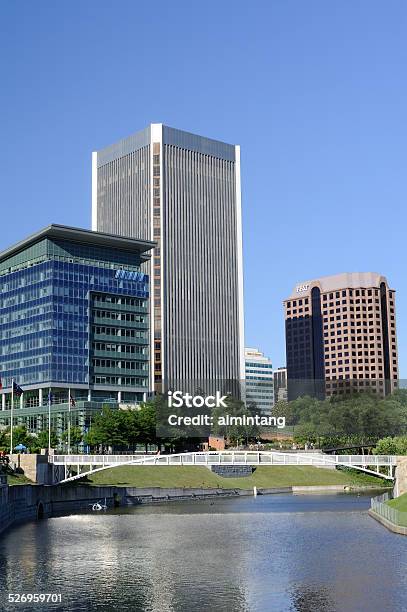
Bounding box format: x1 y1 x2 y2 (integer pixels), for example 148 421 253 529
370 492 407 527
50 451 398 468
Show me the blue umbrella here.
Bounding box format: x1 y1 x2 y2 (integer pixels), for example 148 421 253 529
14 444 27 451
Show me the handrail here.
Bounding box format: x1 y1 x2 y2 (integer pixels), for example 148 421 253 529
370 493 407 528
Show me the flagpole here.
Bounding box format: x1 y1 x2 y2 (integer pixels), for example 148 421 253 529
48 387 51 454
68 388 71 455
10 378 14 455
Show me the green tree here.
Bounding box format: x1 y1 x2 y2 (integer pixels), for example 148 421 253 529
33 429 59 451
89 406 128 449
212 395 259 445
61 426 83 451
0 428 10 451
11 426 34 450
374 435 407 455
272 401 294 425
136 402 157 452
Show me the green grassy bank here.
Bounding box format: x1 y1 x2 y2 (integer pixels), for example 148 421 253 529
7 473 33 486
387 492 407 512
80 465 388 489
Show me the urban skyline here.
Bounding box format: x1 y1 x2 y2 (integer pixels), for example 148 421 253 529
91 123 404 382
0 130 404 387
1 5 407 610
2 2 406 379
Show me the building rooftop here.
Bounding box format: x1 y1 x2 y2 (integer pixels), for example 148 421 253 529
95 123 237 166
285 272 393 300
0 224 156 264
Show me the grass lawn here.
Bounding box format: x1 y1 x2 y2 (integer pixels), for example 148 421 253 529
81 465 389 489
387 492 407 512
7 473 34 486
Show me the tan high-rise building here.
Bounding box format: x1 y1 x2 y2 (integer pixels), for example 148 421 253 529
283 272 398 398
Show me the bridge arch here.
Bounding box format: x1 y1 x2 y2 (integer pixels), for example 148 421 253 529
50 451 397 485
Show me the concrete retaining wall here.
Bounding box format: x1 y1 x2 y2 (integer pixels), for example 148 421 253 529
9 454 53 484
0 483 251 535
0 483 121 535
368 509 407 535
1 480 391 537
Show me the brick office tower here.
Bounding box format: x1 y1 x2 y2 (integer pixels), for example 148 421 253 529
92 124 245 393
284 273 398 399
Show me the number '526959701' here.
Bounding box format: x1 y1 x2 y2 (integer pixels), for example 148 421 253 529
8 593 62 604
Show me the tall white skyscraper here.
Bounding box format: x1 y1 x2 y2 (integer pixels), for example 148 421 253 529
92 124 245 391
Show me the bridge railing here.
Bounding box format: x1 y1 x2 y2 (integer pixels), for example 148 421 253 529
371 493 407 527
50 452 398 467
51 454 142 465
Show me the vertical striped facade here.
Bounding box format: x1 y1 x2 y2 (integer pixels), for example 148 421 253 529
92 124 245 391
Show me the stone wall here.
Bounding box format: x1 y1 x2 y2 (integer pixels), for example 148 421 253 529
0 483 121 535
0 483 247 535
395 457 407 497
9 454 53 484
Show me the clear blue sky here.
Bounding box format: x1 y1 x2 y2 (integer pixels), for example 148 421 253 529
1 1 406 375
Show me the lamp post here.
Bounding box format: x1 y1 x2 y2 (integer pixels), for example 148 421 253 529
68 388 71 455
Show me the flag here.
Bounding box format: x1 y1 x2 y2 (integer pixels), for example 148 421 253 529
0 377 2 391
48 391 53 404
13 381 23 397
70 395 76 407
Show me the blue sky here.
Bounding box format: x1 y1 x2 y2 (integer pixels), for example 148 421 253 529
1 1 406 375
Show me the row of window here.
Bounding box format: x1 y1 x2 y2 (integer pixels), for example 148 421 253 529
93 310 146 323
93 376 147 386
326 368 398 376
92 359 147 370
93 294 146 308
287 289 394 310
92 342 147 354
92 326 148 339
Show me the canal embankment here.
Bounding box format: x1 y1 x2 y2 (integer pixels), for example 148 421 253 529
369 491 407 535
1 477 391 536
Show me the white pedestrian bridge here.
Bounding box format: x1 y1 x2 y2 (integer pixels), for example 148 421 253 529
49 451 398 484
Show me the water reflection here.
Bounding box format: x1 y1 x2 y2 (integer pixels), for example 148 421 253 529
0 495 406 612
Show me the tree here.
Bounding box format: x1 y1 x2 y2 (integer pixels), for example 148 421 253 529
61 426 83 451
84 401 159 452
11 426 34 450
288 390 407 448
272 401 294 425
212 395 259 445
88 405 128 449
0 429 8 450
33 429 59 451
136 402 157 452
374 435 407 455
389 389 407 407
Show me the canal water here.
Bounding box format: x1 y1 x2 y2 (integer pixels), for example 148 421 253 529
0 494 406 612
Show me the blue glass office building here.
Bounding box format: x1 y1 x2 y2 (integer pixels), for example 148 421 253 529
0 225 154 442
